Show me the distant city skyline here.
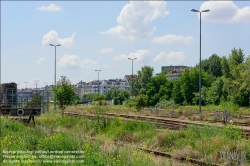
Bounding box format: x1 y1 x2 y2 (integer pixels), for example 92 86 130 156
2 1 250 89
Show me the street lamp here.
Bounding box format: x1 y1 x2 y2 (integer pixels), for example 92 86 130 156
34 80 39 92
24 82 28 91
191 9 210 113
128 58 137 98
95 70 101 94
50 44 61 110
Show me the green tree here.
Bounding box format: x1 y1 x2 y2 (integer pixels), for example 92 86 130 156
52 76 78 117
179 67 214 105
134 94 148 110
228 48 245 67
82 93 95 100
221 56 230 78
93 94 106 101
172 79 184 105
140 66 154 90
105 89 130 105
146 73 170 106
201 54 222 77
206 78 224 105
130 65 154 96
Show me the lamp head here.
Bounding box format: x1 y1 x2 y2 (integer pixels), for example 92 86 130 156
201 9 210 12
191 9 199 12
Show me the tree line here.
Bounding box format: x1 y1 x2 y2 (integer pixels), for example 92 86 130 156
54 48 250 111
129 48 250 108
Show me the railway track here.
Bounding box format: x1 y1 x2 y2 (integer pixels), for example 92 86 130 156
36 124 219 166
64 111 250 137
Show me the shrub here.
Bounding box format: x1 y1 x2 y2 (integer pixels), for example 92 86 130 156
155 99 175 108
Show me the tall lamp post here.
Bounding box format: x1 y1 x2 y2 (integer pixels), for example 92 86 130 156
24 82 28 91
50 44 61 110
128 58 137 98
95 70 101 94
34 80 39 92
191 8 210 113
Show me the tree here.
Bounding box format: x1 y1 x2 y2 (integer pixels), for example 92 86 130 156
82 93 95 101
228 48 245 67
130 65 154 96
105 89 130 105
201 54 222 77
146 73 170 106
52 76 78 117
179 67 214 105
134 94 148 110
206 78 224 105
140 66 154 90
221 56 230 78
172 78 184 105
208 54 222 77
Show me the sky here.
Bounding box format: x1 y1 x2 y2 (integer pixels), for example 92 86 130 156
1 1 250 89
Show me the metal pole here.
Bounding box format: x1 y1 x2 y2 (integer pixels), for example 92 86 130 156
199 12 202 113
98 71 99 94
132 59 134 97
24 82 28 91
54 46 56 110
34 80 39 92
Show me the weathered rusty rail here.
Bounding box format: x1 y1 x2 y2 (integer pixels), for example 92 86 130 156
64 111 250 137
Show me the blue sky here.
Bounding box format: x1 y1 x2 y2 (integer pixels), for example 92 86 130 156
1 1 250 89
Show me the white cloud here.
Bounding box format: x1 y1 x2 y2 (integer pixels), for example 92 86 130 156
57 54 98 69
153 51 186 65
37 3 62 11
42 30 76 47
113 50 150 62
103 64 108 68
36 58 45 64
152 34 193 44
98 48 114 54
101 1 169 40
200 1 250 23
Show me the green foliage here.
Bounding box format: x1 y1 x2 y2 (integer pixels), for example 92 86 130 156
25 93 42 109
206 77 224 105
172 79 184 105
155 99 175 108
221 56 231 78
130 65 154 96
52 76 78 112
82 93 95 100
179 68 213 105
146 73 171 106
134 94 148 110
201 54 222 77
124 98 137 108
228 48 245 68
93 94 106 101
105 89 130 105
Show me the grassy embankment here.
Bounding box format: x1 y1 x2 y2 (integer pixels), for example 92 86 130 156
1 104 250 165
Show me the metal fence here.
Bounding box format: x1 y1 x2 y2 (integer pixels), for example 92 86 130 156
0 85 52 116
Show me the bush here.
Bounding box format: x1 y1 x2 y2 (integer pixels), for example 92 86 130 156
155 99 175 108
134 94 148 110
124 99 137 107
